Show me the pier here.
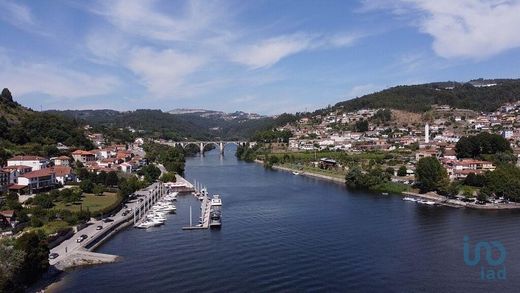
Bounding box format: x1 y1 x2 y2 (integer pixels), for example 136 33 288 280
182 181 211 230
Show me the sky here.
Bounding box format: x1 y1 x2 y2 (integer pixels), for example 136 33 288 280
1 0 520 115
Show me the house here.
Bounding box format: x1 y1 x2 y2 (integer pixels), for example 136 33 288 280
1 165 32 184
7 155 49 171
0 210 16 228
51 156 71 167
17 169 56 193
72 150 96 164
0 170 9 192
47 166 75 185
319 158 338 169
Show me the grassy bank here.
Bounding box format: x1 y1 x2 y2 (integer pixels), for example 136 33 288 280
53 192 122 213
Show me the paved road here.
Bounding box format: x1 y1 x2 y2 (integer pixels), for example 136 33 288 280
49 197 142 266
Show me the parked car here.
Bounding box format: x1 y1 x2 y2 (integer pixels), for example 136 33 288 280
103 218 114 223
96 225 103 230
49 253 59 259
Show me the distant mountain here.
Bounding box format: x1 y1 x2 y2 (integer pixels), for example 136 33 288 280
168 108 266 120
333 78 520 113
48 109 292 141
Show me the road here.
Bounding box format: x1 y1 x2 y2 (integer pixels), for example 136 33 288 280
49 196 142 267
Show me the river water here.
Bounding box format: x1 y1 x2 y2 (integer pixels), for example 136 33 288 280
54 148 520 292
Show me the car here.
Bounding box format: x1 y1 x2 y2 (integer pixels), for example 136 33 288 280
103 218 114 223
96 225 103 230
76 237 84 243
49 252 59 259
81 234 88 239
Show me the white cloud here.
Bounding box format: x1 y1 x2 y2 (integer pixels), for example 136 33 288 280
363 0 520 59
0 50 120 99
127 47 206 98
346 83 382 98
232 33 361 69
232 34 313 69
0 0 33 28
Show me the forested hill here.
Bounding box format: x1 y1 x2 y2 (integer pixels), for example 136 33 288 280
48 109 297 141
334 79 520 113
0 88 93 163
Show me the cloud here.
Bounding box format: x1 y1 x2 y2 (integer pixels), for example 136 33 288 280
232 34 313 69
0 0 33 28
346 83 383 99
362 0 520 59
127 47 206 98
95 0 228 43
0 50 120 99
232 33 361 69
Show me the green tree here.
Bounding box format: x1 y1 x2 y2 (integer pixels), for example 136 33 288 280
92 184 105 196
14 232 49 285
105 171 119 187
415 157 448 192
160 172 176 182
79 179 94 193
397 165 407 176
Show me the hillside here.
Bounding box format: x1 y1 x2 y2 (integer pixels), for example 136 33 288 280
48 109 296 141
0 88 93 164
334 79 520 113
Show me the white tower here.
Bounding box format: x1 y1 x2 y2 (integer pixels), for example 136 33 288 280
425 123 430 144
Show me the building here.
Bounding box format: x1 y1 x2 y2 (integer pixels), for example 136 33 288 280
72 150 96 164
0 170 9 192
51 156 71 167
17 169 56 193
0 210 16 228
7 155 49 171
1 165 33 184
47 166 75 185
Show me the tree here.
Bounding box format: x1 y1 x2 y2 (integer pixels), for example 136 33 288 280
455 132 512 158
160 172 176 183
355 120 369 132
464 172 485 187
385 167 395 176
14 232 49 285
138 164 161 183
92 184 105 196
397 165 407 176
105 171 119 187
0 241 25 292
415 157 448 192
79 179 94 193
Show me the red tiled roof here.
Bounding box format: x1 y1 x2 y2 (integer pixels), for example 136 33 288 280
2 165 32 171
0 210 15 217
72 150 96 156
8 184 27 190
8 155 47 161
20 169 54 179
46 166 72 177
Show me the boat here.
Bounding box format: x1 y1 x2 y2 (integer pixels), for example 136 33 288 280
292 171 300 175
210 195 222 228
403 197 417 202
381 192 389 195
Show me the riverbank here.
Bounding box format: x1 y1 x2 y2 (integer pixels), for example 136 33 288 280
255 160 520 211
402 191 520 210
254 160 345 184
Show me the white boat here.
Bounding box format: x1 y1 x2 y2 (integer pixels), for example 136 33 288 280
403 197 417 202
135 221 154 229
292 171 300 175
381 192 389 195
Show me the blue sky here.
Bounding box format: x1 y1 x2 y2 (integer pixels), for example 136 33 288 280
1 0 520 114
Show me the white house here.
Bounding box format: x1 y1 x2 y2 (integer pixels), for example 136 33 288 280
17 169 56 193
7 156 49 171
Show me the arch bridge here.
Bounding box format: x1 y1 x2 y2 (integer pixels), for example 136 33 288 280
161 140 248 155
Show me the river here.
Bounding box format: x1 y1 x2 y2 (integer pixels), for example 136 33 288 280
52 148 520 292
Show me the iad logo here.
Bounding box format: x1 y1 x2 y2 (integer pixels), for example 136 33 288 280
463 236 507 281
